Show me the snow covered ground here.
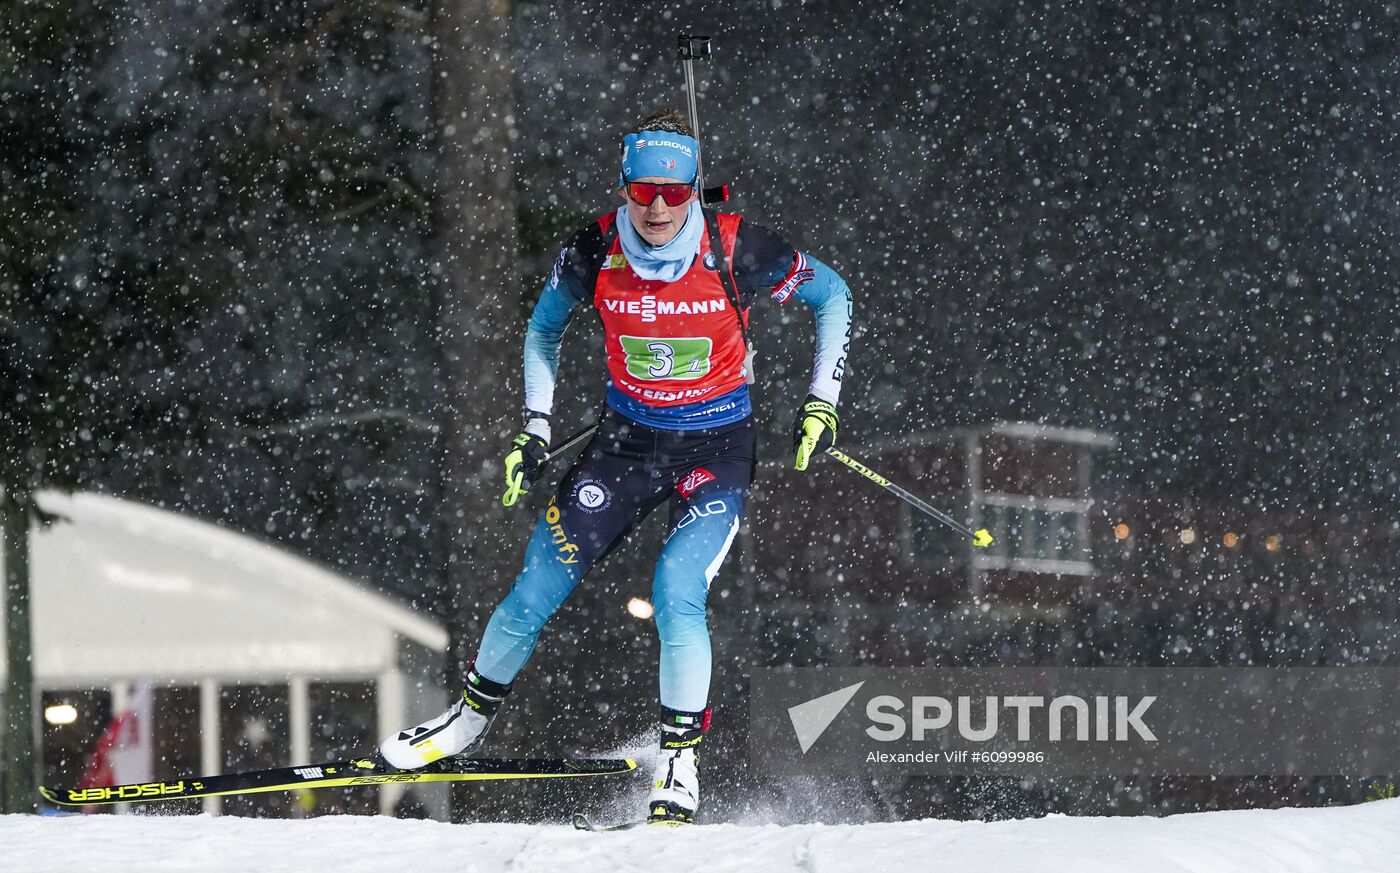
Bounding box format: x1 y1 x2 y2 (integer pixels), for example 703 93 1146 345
5 799 1398 873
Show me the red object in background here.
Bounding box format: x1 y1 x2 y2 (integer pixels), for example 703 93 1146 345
78 684 153 805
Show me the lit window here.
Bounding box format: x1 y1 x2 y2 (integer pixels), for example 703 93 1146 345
978 503 1087 563
44 703 78 726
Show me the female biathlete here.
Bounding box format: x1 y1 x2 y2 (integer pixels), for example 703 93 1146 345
380 109 854 825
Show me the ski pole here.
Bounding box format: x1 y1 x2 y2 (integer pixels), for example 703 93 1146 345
825 447 994 548
677 34 728 206
545 423 597 461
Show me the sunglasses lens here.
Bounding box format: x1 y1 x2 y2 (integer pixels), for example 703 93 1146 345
627 182 692 207
661 186 692 206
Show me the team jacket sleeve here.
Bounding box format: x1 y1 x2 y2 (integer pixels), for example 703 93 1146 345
523 227 599 417
732 222 853 406
790 256 852 406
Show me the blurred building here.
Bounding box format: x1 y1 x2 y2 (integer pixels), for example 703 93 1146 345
726 421 1116 666
0 491 446 817
727 416 1399 676
873 421 1117 606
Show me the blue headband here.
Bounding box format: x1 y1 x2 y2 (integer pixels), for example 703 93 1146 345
619 130 700 186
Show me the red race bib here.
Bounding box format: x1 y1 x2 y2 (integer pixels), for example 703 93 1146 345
593 213 749 408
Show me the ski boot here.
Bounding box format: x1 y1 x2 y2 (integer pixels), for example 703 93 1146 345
646 707 710 825
379 664 511 770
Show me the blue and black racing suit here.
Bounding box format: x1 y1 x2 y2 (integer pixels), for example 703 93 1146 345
471 207 853 715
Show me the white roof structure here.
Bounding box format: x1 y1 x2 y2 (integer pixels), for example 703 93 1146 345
0 491 447 686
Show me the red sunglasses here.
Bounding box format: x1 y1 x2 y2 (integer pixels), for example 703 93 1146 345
624 180 696 207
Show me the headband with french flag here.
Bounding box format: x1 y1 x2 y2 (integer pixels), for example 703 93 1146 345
619 130 700 186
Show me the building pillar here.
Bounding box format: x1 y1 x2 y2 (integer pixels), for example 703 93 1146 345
109 681 131 816
199 679 221 816
376 669 406 815
289 676 310 767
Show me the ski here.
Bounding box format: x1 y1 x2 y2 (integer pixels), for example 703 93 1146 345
573 812 648 832
40 756 637 807
572 811 689 832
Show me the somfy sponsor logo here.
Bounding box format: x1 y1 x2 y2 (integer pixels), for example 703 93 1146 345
786 684 1156 753
545 497 579 564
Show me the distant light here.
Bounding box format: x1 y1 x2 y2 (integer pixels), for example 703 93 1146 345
1113 523 1131 541
626 597 654 620
1223 532 1240 549
1179 528 1197 545
44 704 78 726
1265 534 1283 552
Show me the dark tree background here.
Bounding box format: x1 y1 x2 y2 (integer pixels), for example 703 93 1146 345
4 0 1400 819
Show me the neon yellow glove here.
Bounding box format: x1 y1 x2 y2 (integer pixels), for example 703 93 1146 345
502 432 549 506
792 395 838 471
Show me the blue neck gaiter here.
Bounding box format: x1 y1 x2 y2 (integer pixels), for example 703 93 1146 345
616 201 704 283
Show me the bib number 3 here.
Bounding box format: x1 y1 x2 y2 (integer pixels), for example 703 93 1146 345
620 336 713 381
